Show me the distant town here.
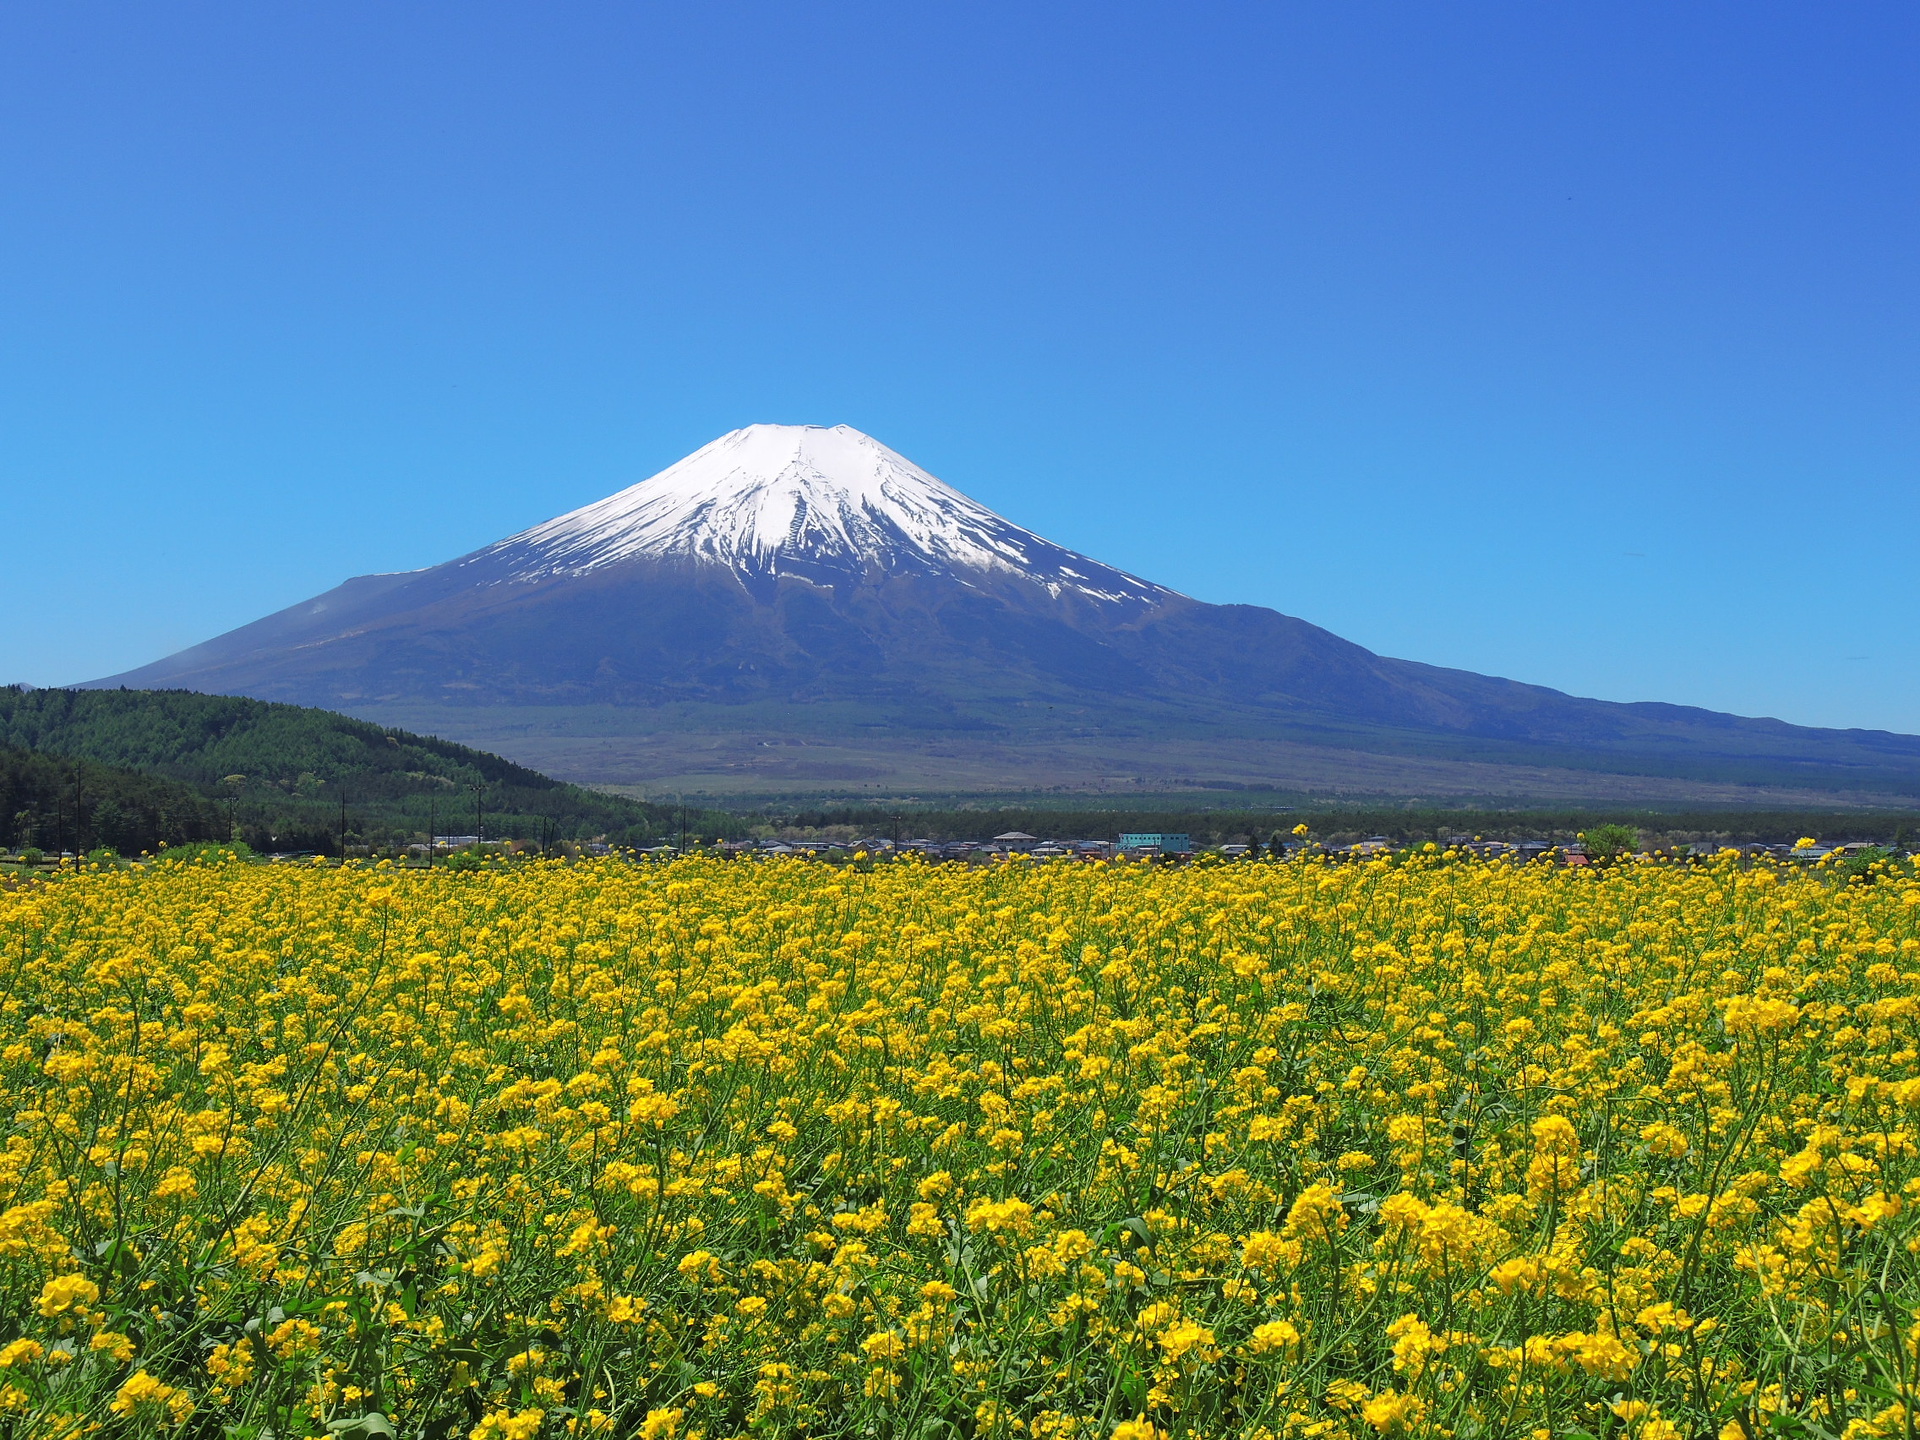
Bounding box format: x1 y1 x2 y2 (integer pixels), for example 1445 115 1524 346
391 830 1905 866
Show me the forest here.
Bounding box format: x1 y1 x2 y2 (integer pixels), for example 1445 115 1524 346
0 687 742 854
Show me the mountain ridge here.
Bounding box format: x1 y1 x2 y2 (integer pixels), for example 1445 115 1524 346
83 424 1920 802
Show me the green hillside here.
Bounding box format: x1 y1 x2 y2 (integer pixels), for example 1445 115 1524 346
0 688 739 854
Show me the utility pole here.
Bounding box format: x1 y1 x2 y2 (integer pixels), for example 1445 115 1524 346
470 784 484 853
339 783 348 862
73 767 84 858
427 795 436 868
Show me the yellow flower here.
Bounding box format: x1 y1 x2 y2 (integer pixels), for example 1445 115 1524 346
1612 1400 1681 1440
861 1330 906 1361
1561 1330 1638 1380
629 1092 682 1127
1722 994 1801 1036
1157 1319 1216 1364
1641 1121 1689 1158
1385 1313 1443 1374
1361 1389 1428 1435
110 1370 194 1425
906 1201 944 1236
1634 1301 1694 1334
37 1273 100 1318
207 1340 255 1388
472 1409 546 1440
1531 1115 1579 1155
89 1331 136 1362
1283 1183 1347 1240
269 1317 322 1357
1241 1230 1288 1271
964 1195 1035 1238
1248 1319 1301 1354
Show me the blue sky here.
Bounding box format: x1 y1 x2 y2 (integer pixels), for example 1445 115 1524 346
4 3 1916 732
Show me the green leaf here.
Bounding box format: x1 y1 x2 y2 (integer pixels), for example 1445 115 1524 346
328 1414 396 1438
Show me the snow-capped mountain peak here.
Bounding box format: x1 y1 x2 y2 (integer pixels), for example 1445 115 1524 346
472 423 1176 607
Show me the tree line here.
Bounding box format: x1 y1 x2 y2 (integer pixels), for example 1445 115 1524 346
0 746 227 855
767 802 1920 849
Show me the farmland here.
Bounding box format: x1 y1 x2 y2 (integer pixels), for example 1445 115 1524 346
2 849 1918 1438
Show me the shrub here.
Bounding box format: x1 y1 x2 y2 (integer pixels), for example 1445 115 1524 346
155 839 254 864
1579 822 1640 863
1838 844 1898 882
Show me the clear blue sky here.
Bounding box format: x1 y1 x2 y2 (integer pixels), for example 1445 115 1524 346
4 3 1916 732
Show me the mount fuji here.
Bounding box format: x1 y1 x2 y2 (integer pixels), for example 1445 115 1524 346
472 424 1173 611
84 424 1920 802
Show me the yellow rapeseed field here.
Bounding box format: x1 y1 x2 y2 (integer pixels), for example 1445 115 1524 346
3 848 1919 1440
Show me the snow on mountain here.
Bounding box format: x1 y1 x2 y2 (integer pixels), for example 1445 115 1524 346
469 423 1177 608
